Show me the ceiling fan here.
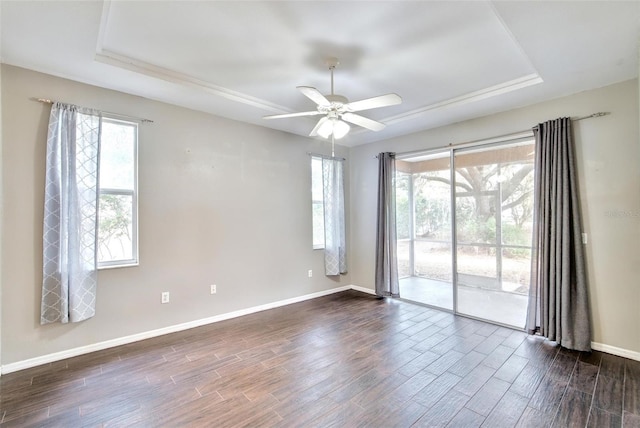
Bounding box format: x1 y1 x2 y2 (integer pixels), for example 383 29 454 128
263 58 402 140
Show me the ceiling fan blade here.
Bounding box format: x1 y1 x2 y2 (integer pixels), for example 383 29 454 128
309 116 329 137
297 86 330 107
263 111 322 120
341 113 386 132
345 93 402 112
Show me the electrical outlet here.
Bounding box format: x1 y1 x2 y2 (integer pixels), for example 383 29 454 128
308 270 313 278
161 291 170 304
210 284 217 294
582 233 588 244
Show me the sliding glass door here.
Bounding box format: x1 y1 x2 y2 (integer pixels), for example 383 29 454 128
453 142 535 327
396 152 453 310
396 139 535 328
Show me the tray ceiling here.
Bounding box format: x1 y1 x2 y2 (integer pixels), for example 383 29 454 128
1 1 638 146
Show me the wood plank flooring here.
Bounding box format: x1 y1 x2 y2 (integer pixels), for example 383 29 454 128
1 290 639 427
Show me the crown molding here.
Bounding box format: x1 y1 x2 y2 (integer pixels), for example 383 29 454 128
95 50 291 114
381 73 544 126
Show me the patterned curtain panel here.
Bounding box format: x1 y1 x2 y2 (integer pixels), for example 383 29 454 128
375 152 399 297
322 158 347 276
41 102 101 324
526 117 591 351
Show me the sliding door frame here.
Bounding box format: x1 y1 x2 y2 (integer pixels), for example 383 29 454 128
449 149 459 315
397 132 535 329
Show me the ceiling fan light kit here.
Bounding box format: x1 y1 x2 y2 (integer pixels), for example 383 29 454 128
263 58 402 140
316 116 350 139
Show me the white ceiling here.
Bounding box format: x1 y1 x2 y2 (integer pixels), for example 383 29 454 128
1 1 638 147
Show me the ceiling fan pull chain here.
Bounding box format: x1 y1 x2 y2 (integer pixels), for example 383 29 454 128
331 134 335 157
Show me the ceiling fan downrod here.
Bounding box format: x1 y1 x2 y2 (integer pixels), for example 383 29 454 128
326 57 339 96
330 65 335 96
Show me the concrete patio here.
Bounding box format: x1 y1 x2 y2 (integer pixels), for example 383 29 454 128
399 276 528 328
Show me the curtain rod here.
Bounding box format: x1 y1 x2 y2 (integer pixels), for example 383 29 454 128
451 112 609 149
530 112 610 132
33 98 154 123
384 111 610 159
307 152 346 161
574 111 610 121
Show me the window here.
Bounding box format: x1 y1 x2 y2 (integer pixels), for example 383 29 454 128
311 156 325 249
97 118 138 268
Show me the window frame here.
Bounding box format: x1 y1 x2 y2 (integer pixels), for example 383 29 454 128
311 156 325 250
97 117 139 269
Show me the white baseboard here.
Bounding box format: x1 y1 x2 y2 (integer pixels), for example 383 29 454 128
4 285 637 374
591 341 640 362
350 284 376 295
1 285 354 375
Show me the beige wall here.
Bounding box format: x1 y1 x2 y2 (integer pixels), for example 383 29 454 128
349 79 640 354
0 65 351 365
0 48 3 369
2 63 639 366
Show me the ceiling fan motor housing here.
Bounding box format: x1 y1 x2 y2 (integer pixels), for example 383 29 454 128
325 94 348 104
319 94 349 114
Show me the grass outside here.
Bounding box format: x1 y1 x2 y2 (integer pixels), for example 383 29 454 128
398 240 531 294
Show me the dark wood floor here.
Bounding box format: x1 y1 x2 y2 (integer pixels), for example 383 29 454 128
1 291 639 427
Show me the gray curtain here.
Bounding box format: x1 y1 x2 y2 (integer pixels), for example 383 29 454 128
526 117 591 351
41 102 102 324
323 158 347 275
375 152 399 297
